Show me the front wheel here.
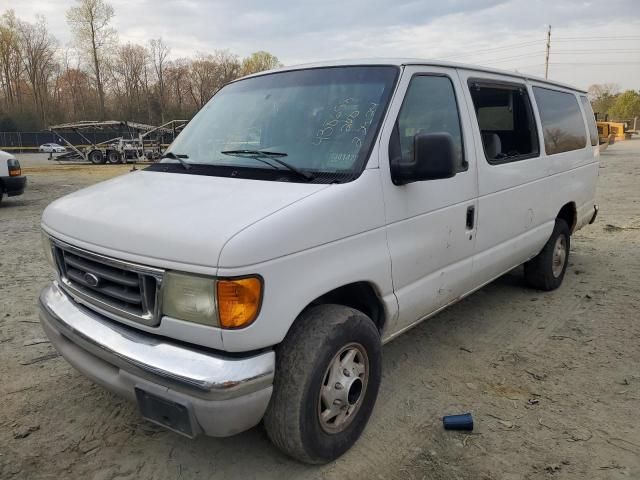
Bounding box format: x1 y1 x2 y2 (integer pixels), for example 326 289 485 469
264 304 381 464
524 218 570 290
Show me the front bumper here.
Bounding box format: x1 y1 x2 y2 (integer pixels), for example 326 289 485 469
39 282 275 437
3 175 26 196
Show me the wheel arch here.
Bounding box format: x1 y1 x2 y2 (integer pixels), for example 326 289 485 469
305 281 386 333
557 201 577 234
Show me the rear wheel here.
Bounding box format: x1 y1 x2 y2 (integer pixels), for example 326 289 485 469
88 149 105 164
524 218 570 290
264 304 381 464
106 150 121 164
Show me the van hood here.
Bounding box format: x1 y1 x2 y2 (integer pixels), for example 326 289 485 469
42 170 328 269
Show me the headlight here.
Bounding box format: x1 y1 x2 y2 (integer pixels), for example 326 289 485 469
162 272 262 329
162 272 218 326
41 232 55 268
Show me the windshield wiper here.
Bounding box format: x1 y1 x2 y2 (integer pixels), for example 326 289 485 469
161 151 192 170
221 150 314 181
222 149 288 157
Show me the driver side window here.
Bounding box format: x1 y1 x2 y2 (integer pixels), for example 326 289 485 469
391 75 467 172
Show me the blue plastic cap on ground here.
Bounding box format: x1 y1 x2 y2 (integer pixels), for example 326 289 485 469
442 413 474 431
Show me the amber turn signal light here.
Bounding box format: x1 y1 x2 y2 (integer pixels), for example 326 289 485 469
216 276 262 329
8 158 21 176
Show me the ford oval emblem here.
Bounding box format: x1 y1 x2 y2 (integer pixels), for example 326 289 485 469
84 272 100 287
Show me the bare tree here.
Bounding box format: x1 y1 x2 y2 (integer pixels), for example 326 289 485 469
587 83 619 102
214 49 240 87
111 42 148 120
58 49 95 120
0 10 23 108
165 58 190 118
149 37 169 122
587 83 621 118
187 50 241 109
18 16 57 125
0 5 282 130
66 0 116 119
187 54 217 109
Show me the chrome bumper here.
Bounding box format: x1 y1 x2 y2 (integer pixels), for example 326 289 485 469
39 282 275 437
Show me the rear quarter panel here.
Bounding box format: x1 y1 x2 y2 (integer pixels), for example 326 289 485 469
527 80 599 232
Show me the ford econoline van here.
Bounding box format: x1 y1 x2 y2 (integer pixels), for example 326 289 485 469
39 59 599 464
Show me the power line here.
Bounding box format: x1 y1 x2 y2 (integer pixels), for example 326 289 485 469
554 36 640 41
438 40 543 60
437 31 640 74
510 64 545 70
439 34 640 63
482 52 640 66
549 61 640 66
552 49 640 54
480 52 544 64
513 61 640 67
478 52 542 64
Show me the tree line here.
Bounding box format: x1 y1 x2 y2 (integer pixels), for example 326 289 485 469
588 84 640 123
0 0 281 132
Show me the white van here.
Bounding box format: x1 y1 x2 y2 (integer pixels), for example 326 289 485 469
39 59 599 463
0 150 26 203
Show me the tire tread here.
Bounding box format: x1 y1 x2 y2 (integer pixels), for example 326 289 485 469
524 219 570 291
264 304 380 464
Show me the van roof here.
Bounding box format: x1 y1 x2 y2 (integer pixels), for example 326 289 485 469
242 58 587 94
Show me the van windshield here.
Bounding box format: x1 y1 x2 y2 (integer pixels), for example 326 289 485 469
157 66 398 182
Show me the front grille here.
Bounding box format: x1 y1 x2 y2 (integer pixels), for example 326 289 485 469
51 239 164 326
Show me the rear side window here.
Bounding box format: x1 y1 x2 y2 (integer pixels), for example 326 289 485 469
579 96 599 146
391 75 466 172
533 87 587 155
469 81 539 164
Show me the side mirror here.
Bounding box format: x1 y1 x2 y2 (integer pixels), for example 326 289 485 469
391 132 457 185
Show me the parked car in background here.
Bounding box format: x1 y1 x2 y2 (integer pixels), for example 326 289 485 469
39 143 66 153
39 59 599 464
0 150 26 203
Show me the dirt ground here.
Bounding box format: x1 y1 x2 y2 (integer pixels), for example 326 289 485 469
1 145 639 480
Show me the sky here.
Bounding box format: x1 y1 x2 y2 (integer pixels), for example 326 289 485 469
2 0 639 91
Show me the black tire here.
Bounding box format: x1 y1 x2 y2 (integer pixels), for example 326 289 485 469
524 218 570 291
88 149 105 164
106 150 121 164
264 304 382 464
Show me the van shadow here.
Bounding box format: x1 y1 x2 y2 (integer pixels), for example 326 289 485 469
0 197 29 208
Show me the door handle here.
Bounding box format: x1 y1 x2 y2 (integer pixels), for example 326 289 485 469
466 205 475 230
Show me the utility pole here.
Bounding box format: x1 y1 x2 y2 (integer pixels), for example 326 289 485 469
545 25 552 79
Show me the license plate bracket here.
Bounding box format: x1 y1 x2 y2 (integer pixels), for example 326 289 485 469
135 388 195 438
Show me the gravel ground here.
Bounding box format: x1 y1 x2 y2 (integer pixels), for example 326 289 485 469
1 145 639 480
